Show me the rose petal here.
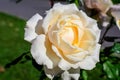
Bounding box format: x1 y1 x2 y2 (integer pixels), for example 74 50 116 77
78 56 97 70
52 45 75 70
76 10 101 39
42 3 79 34
58 59 71 70
44 66 63 79
83 14 101 42
79 44 100 70
66 51 88 62
91 44 101 62
77 10 90 27
31 35 53 69
35 20 44 35
45 37 60 67
53 43 100 70
75 44 101 70
111 4 120 30
61 68 80 80
62 71 70 80
24 13 43 42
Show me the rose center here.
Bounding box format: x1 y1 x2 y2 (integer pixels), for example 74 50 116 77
60 27 74 44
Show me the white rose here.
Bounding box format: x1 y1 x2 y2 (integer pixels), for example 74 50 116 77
24 3 101 80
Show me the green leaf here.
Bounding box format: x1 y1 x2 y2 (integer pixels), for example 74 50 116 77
111 43 120 54
112 0 120 4
82 70 88 80
103 61 119 79
74 0 79 7
66 0 80 7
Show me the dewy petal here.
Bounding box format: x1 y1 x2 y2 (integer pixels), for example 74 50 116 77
61 68 80 80
42 3 79 34
24 13 43 42
31 35 53 69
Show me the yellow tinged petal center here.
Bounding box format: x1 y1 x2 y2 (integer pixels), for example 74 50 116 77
60 27 74 44
58 15 84 47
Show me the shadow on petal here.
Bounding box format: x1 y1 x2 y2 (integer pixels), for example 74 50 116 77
45 36 61 67
44 65 63 79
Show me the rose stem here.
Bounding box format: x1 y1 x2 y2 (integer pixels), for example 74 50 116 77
99 17 114 44
49 0 54 8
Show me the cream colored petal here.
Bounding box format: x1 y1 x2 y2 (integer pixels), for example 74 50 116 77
86 25 101 43
30 35 53 69
58 59 71 70
72 44 100 69
52 45 78 70
44 66 63 79
79 29 96 50
78 56 97 70
52 44 100 70
45 37 60 67
24 13 43 42
49 28 82 55
71 44 101 70
88 23 101 43
52 45 71 70
75 44 101 70
77 10 100 40
42 3 79 34
66 51 88 62
61 69 80 80
77 10 89 27
91 44 101 62
79 11 101 42
62 71 70 80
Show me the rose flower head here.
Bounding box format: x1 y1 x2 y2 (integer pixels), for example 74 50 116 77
24 3 101 80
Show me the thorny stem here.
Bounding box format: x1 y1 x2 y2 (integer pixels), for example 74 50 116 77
5 51 30 69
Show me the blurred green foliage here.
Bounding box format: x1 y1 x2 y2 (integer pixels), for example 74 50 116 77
112 0 120 4
66 0 80 7
0 12 40 80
